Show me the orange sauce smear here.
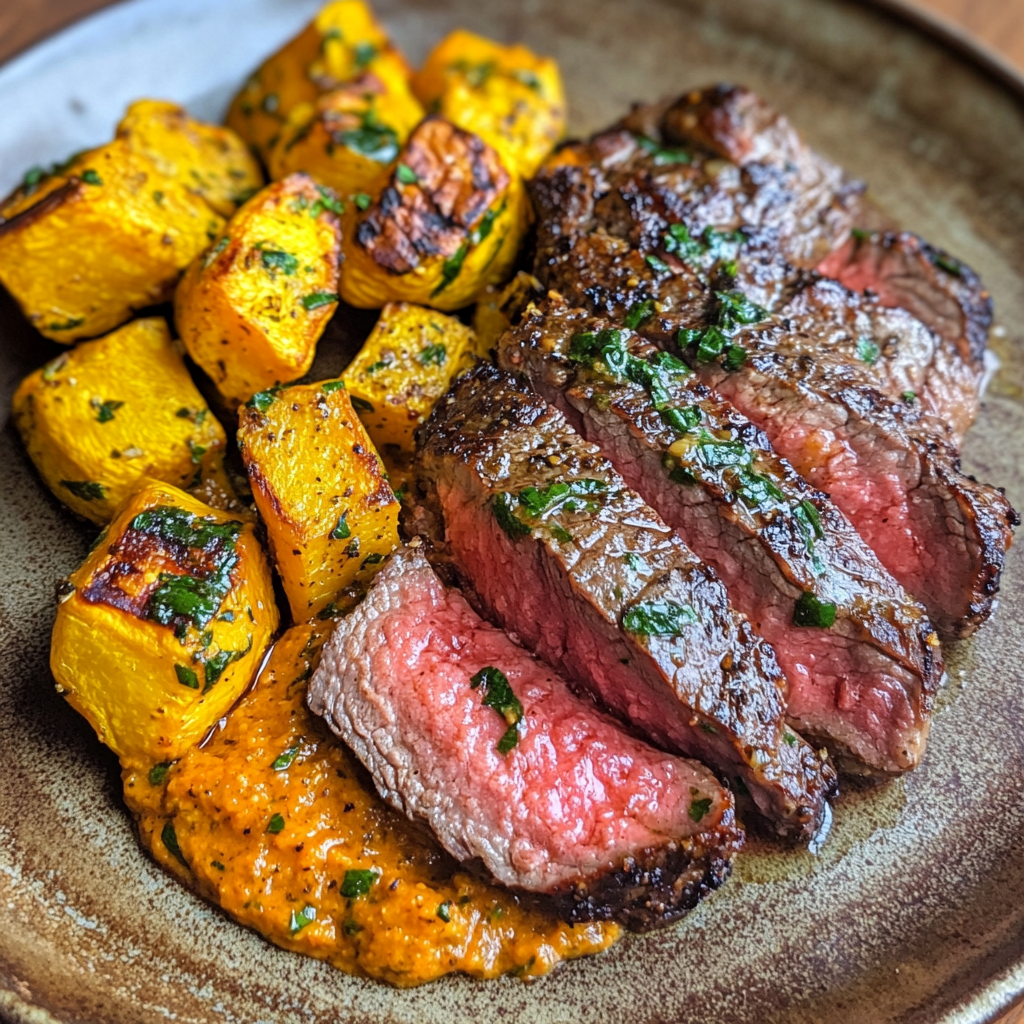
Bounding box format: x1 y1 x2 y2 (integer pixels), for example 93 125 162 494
122 622 619 986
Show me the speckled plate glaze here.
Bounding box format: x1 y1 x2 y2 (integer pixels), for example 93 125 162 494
2 0 1024 1021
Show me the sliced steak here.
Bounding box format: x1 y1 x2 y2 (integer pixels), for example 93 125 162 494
676 315 1017 639
498 298 943 776
413 364 835 841
817 230 992 435
308 546 742 931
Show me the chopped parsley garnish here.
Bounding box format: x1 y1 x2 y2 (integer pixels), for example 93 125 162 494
90 398 124 423
688 797 713 822
419 344 446 366
60 480 106 501
341 869 378 897
301 291 339 311
256 244 298 277
361 552 384 566
80 169 102 186
517 478 606 517
211 860 226 871
661 405 702 432
322 379 346 393
635 134 691 165
354 192 372 210
902 390 917 403
289 904 316 934
678 289 768 369
471 666 525 754
22 165 46 195
783 732 797 746
203 237 229 269
470 206 500 246
148 761 173 785
188 439 207 464
396 163 418 184
337 109 399 164
931 252 963 277
794 499 824 542
437 901 452 922
202 641 250 693
267 813 285 834
856 336 880 365
793 591 837 628
331 513 351 539
175 664 200 689
623 298 655 329
47 317 85 332
645 253 670 273
161 822 188 867
247 386 281 411
722 344 747 370
367 358 393 374
623 600 697 636
310 185 344 216
353 40 377 68
493 491 531 539
452 58 497 88
511 68 541 91
432 243 468 297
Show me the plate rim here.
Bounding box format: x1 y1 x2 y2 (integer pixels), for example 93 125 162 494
0 1 1022 1023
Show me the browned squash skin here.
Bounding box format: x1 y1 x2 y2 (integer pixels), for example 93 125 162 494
123 623 619 986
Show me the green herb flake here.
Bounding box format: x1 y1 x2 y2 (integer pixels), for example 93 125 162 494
470 206 500 246
396 163 418 185
492 491 531 539
92 398 124 423
661 405 702 433
511 68 541 91
211 860 226 871
549 524 574 544
645 253 670 273
932 252 963 277
419 343 447 366
188 439 207 464
148 761 173 786
902 390 917 403
623 298 655 329
723 344 747 370
331 513 351 540
247 387 280 412
322 379 346 393
471 665 525 755
175 664 200 689
80 169 102 186
856 336 880 365
60 479 106 502
202 237 230 269
152 189 165 206
623 599 697 637
354 191 372 210
341 868 378 898
688 797 713 822
22 165 46 194
161 822 188 867
289 904 317 934
783 732 797 746
267 813 286 834
302 291 339 311
257 244 299 277
635 135 691 166
793 591 837 629
47 317 85 332
203 643 249 693
353 40 377 68
432 242 469 297
794 499 824 541
437 901 452 922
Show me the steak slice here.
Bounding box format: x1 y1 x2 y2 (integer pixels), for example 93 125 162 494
308 546 742 931
817 230 992 436
498 298 943 776
413 364 835 841
677 315 1017 639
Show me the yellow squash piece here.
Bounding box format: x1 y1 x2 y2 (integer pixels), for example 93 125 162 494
343 302 477 458
174 174 343 407
237 380 399 621
412 29 566 178
51 480 279 766
0 140 223 343
472 271 545 357
12 318 228 525
267 73 424 197
116 99 264 216
226 0 413 161
340 116 526 311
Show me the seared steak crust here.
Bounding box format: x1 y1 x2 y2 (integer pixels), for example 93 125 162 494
684 319 1017 638
498 298 943 775
414 364 835 840
309 546 742 931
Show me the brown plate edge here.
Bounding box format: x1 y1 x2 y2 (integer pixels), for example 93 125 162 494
0 1 1023 1023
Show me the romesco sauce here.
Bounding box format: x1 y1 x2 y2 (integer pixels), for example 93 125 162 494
122 622 619 986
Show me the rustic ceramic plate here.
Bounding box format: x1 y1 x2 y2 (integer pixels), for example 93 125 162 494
2 0 1024 1021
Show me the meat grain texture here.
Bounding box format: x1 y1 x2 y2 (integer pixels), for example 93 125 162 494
308 546 742 931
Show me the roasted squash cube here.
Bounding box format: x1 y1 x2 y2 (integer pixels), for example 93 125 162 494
174 174 342 407
0 139 223 342
412 30 566 178
340 116 526 311
226 0 413 161
237 380 399 620
267 73 424 197
343 302 477 456
51 481 279 766
12 317 228 525
116 99 263 217
472 271 545 356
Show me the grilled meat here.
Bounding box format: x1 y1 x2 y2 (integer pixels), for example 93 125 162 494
308 546 742 931
412 364 836 840
498 297 944 775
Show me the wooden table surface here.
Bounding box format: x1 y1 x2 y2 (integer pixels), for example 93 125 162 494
0 0 1022 1022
